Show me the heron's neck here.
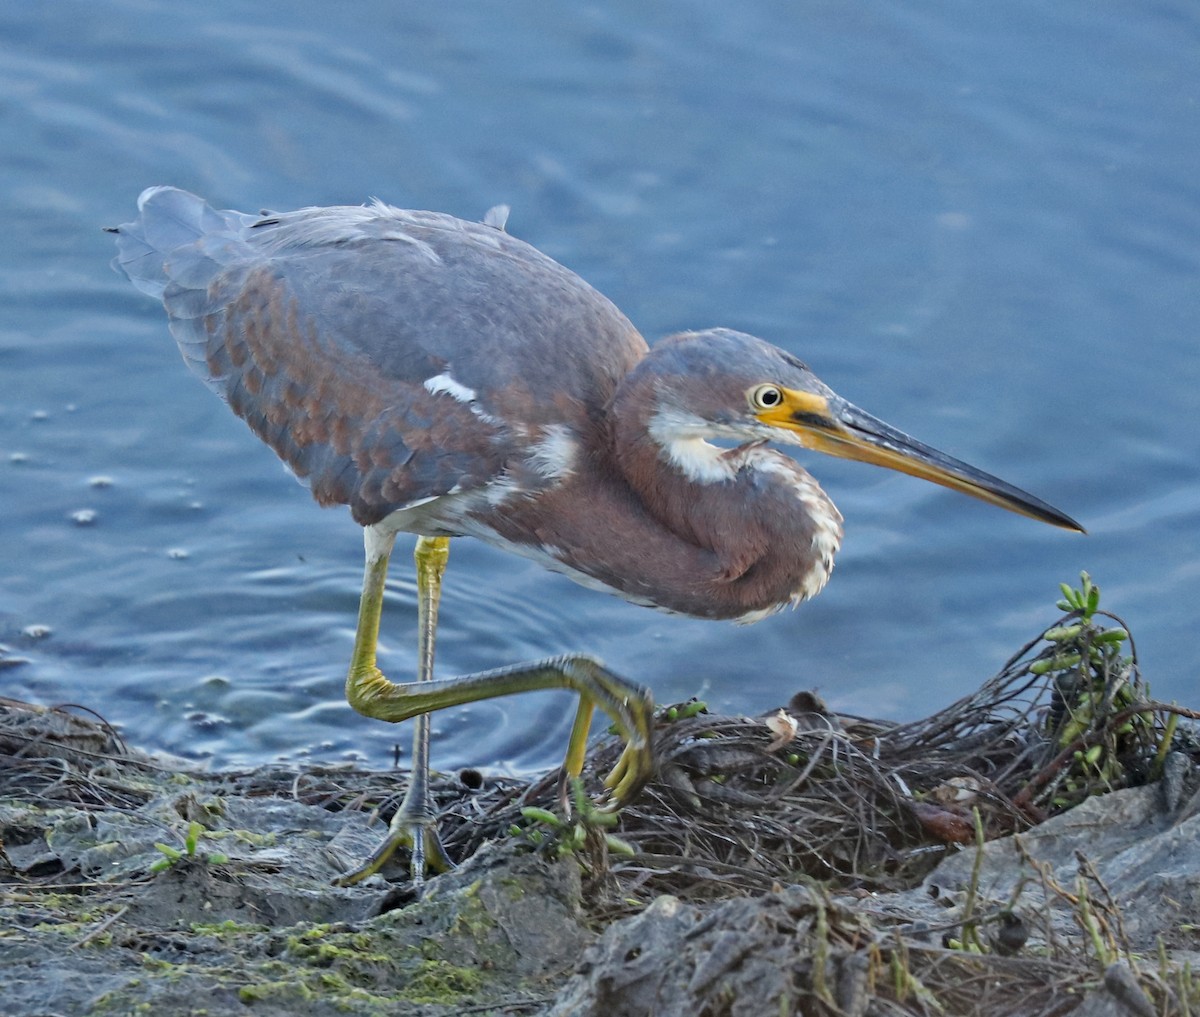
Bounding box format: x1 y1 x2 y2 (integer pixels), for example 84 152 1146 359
608 386 844 614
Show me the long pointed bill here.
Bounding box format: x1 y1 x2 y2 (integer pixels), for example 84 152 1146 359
757 388 1084 532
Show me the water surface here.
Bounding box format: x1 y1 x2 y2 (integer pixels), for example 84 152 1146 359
2 1 1196 773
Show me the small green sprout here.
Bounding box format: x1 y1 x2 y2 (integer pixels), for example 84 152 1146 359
1055 571 1101 621
664 699 708 723
610 697 707 734
1031 572 1165 811
515 779 633 858
149 820 229 873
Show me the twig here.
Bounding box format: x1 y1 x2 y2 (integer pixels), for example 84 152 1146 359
71 905 129 949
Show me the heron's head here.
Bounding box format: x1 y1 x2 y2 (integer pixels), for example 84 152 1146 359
634 328 1082 532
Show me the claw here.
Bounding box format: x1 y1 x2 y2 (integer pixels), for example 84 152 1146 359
602 738 654 807
334 810 454 886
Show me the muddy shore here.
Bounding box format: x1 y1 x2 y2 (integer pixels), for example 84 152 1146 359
2 672 1197 1016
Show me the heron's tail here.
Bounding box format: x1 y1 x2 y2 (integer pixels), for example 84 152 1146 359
108 187 266 395
107 186 256 300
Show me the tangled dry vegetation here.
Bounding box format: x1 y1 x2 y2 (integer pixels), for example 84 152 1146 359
436 577 1190 901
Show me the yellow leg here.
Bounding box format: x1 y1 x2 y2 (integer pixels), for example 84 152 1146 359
336 534 454 886
335 528 656 887
557 696 596 812
563 698 596 781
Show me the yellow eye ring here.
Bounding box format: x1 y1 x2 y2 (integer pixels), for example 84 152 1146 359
749 383 784 410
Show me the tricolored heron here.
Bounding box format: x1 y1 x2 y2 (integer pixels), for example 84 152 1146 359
110 186 1082 885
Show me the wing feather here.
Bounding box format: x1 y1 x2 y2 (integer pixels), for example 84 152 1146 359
111 187 648 525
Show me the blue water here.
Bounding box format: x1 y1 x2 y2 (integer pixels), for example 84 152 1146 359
2 2 1197 774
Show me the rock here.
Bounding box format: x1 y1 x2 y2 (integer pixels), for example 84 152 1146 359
923 781 1200 956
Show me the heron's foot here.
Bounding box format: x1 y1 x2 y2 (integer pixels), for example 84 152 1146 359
334 810 455 887
600 737 655 808
553 724 654 816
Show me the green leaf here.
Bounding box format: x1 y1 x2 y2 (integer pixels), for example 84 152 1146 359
519 807 562 828
604 835 636 856
185 820 204 856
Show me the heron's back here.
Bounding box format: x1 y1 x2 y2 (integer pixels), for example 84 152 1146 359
111 187 648 525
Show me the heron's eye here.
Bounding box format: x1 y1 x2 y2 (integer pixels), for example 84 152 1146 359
749 384 784 410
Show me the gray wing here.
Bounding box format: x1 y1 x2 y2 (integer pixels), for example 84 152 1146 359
111 187 648 526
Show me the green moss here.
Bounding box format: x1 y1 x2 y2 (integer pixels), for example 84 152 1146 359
238 972 393 1009
238 979 318 1004
92 993 156 1015
18 864 530 1013
203 827 277 848
405 958 486 1003
287 923 377 956
447 888 498 941
30 921 69 934
189 918 270 937
272 904 511 1007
